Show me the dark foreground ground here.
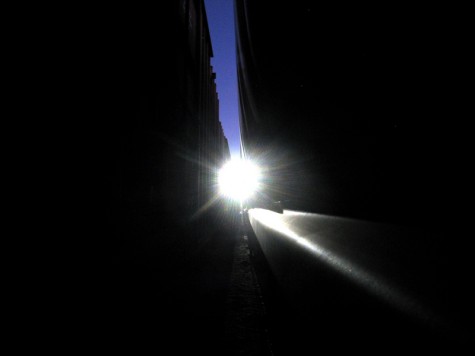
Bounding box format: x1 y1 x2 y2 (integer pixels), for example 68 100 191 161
45 204 470 355
62 205 271 355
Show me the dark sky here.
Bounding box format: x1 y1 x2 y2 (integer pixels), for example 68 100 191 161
204 0 240 159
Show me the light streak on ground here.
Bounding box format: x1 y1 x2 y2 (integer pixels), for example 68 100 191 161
249 208 444 329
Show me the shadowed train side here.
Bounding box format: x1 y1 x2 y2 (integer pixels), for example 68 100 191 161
234 0 470 353
73 2 237 353
235 0 467 228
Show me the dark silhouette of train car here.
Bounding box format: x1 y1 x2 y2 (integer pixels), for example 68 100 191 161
234 0 470 353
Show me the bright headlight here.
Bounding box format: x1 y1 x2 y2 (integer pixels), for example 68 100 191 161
218 159 261 201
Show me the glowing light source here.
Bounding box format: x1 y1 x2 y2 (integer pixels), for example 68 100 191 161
218 159 261 201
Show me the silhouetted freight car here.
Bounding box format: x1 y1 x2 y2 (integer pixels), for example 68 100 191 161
234 0 470 352
81 1 231 238
234 0 466 230
75 2 232 350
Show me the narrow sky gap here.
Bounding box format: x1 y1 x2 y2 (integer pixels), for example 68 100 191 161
204 0 240 159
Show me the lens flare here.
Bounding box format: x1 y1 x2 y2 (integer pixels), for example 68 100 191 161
218 159 261 201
